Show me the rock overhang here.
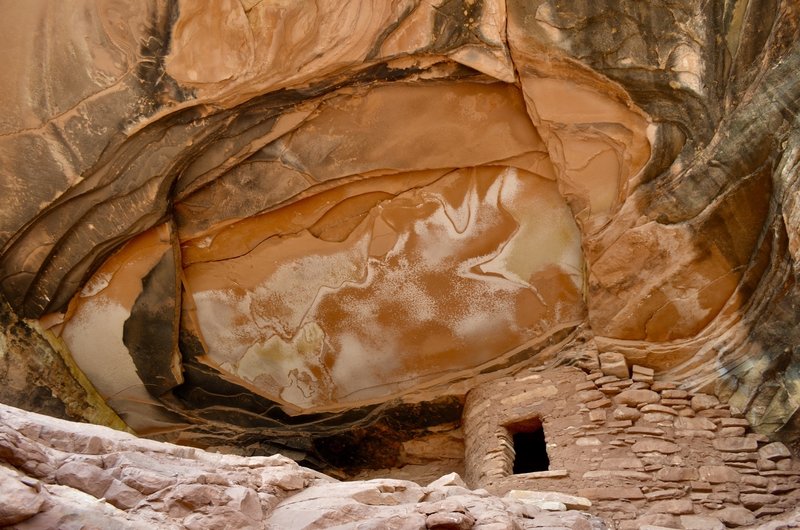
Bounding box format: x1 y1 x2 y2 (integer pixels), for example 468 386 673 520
0 0 798 473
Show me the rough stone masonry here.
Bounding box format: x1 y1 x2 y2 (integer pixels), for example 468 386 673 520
1 1 799 529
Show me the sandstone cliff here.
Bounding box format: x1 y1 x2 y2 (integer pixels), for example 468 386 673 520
0 0 798 492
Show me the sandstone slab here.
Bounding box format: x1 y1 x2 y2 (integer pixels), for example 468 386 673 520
716 506 755 527
615 389 661 407
631 440 680 455
647 498 694 515
680 515 724 530
578 487 645 500
599 352 629 379
655 467 698 482
713 437 758 453
690 395 720 411
506 490 592 510
699 465 741 484
760 442 792 461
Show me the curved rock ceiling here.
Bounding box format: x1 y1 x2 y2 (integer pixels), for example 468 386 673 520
1 0 799 466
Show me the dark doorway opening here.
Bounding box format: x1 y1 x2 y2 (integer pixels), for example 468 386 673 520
506 417 549 474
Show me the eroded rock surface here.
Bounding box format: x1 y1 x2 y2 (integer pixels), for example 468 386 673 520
0 403 610 530
0 0 799 479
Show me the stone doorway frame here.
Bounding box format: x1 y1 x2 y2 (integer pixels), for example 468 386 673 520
503 416 550 474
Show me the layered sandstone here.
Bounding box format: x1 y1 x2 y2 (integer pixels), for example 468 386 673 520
0 0 798 493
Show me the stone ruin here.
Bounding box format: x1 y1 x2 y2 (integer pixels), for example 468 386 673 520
1 0 800 529
3 359 800 529
463 360 800 529
343 349 800 528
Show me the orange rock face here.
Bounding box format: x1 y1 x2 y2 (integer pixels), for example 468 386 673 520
185 166 583 412
171 80 588 413
0 0 798 465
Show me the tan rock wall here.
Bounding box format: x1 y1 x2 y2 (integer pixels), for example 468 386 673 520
0 0 798 470
463 365 800 528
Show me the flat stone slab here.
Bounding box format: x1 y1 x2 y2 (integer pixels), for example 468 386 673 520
641 404 678 416
680 515 724 530
651 382 678 391
578 487 644 500
647 498 694 515
690 394 719 411
713 437 757 452
602 457 644 470
740 493 780 510
576 389 605 403
717 506 755 527
613 406 642 421
632 439 680 454
674 429 715 438
514 469 569 479
583 470 652 480
699 465 741 483
655 467 699 482
586 397 612 409
719 418 749 428
627 426 665 435
759 442 792 461
661 389 687 399
506 490 592 510
615 389 660 407
719 426 746 437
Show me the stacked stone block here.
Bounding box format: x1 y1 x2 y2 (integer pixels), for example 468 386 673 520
463 360 800 529
576 362 800 528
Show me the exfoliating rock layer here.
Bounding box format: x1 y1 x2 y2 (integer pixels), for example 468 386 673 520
0 0 799 482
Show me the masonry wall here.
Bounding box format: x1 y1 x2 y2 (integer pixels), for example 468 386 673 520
463 363 800 529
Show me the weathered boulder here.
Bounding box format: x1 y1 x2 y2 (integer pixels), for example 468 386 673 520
0 403 607 530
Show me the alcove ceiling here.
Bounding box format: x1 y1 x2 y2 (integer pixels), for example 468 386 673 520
1 0 799 468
